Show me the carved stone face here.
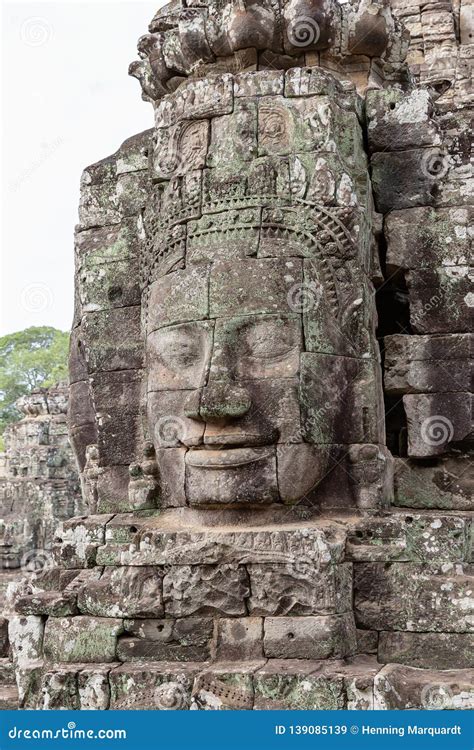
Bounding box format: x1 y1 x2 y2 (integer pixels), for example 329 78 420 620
0 518 30 569
136 70 387 509
145 242 373 507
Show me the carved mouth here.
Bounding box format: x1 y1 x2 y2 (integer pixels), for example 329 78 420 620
186 446 273 468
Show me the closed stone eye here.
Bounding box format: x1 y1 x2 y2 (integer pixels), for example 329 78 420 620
243 327 294 360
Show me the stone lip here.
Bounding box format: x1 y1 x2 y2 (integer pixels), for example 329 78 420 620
186 446 275 468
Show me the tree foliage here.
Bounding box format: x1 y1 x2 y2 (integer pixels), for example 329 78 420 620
0 327 69 443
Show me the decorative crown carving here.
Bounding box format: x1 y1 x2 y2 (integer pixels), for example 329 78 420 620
129 0 410 102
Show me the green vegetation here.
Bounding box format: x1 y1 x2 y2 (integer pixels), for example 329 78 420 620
0 327 69 448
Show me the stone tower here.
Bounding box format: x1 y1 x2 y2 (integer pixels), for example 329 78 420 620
0 384 83 707
9 0 472 710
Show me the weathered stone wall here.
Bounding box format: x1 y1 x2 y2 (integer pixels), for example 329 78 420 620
8 0 473 711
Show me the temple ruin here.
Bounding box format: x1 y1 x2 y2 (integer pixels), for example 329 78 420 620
5 0 473 710
0 384 83 707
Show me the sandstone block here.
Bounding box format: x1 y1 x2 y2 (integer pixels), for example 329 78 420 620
385 207 472 273
147 266 210 333
38 667 80 710
154 75 233 128
346 512 469 563
15 592 78 617
378 631 474 670
192 664 259 710
56 515 110 568
253 656 378 710
185 445 279 506
96 466 133 513
366 89 440 153
235 70 284 97
105 522 346 567
215 618 264 661
371 149 448 213
43 617 123 663
393 456 474 511
91 370 142 466
9 616 44 669
404 393 472 458
78 258 140 313
120 617 213 662
78 566 163 618
109 663 200 709
210 314 302 381
82 307 143 372
301 354 384 444
384 333 472 394
147 321 214 392
374 664 474 710
75 220 139 270
407 267 473 334
209 258 302 318
354 563 473 632
78 665 113 709
247 563 352 616
263 614 357 659
163 565 250 617
208 100 257 167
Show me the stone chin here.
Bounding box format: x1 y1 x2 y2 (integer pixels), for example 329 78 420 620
152 439 332 507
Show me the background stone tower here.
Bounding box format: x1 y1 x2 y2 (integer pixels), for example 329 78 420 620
0 383 83 707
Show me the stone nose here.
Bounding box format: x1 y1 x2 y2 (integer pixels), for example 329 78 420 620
184 383 252 422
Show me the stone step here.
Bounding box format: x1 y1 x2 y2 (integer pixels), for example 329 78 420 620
29 658 474 711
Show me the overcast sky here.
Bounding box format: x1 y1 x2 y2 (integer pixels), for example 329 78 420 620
1 0 163 336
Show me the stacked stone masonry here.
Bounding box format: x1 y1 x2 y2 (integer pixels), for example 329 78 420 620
0 385 83 708
6 0 473 710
